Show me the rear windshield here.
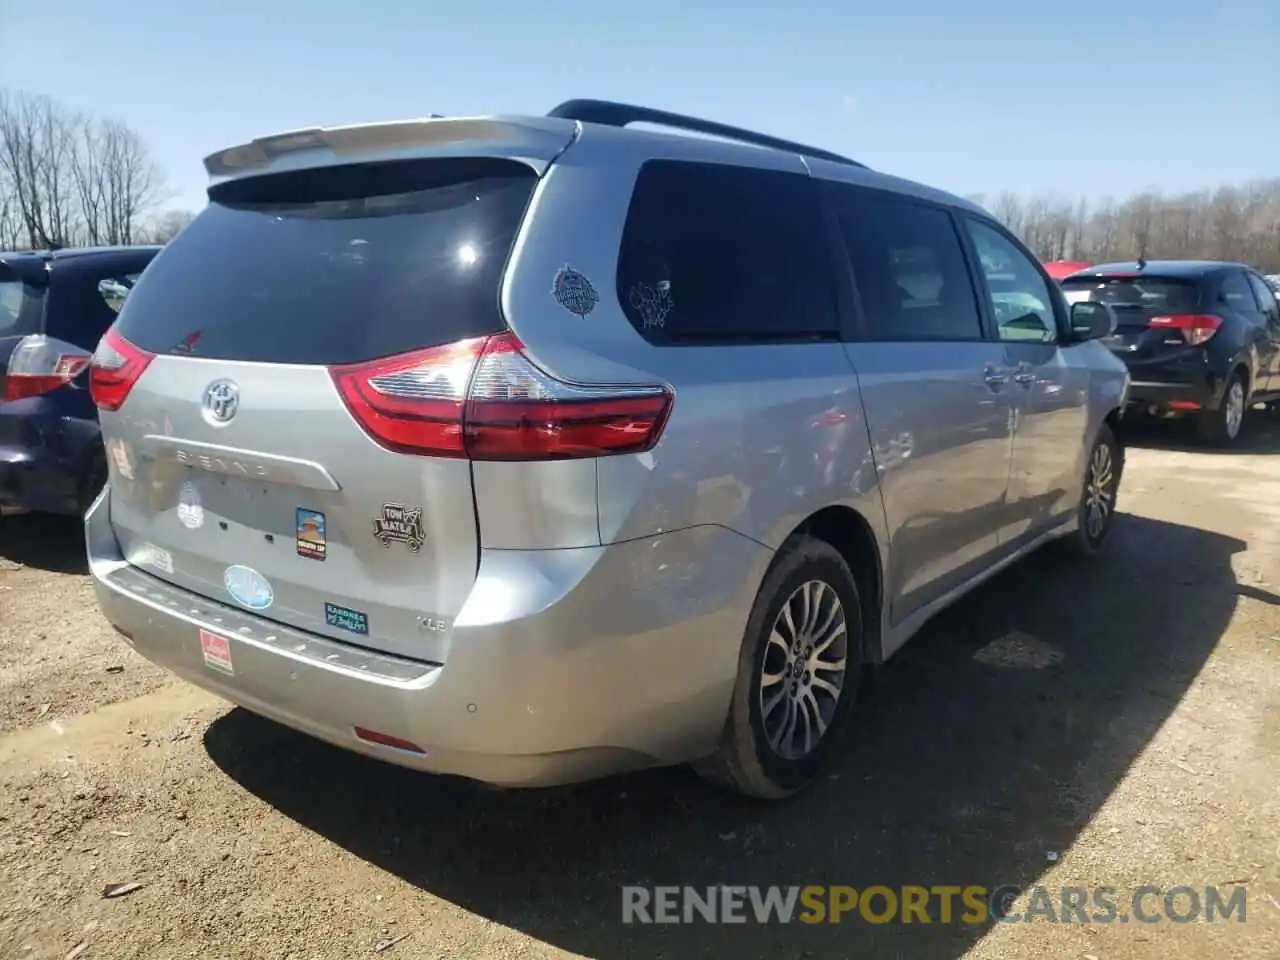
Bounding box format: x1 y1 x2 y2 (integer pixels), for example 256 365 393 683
1060 276 1201 312
112 158 537 364
0 279 45 337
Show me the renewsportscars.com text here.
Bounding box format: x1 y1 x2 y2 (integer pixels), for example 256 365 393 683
621 884 1248 925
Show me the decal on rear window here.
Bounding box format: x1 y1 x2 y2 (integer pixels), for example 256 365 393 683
295 508 327 561
629 280 674 329
324 602 369 636
373 503 425 553
551 265 600 318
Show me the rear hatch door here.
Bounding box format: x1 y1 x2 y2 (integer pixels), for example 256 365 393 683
99 154 545 662
1060 274 1206 362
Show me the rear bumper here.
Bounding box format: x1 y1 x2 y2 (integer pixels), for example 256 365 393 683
0 444 80 514
0 403 100 515
86 487 769 787
1124 378 1217 413
1113 349 1230 415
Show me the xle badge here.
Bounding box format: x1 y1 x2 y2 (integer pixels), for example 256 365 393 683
295 508 326 560
373 503 425 553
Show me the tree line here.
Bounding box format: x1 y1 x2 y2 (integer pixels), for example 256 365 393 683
3 86 1278 272
0 88 194 250
967 180 1280 273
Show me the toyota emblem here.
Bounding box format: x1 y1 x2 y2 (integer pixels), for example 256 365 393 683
202 380 240 425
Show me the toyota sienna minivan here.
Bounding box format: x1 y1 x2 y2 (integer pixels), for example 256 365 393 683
86 100 1129 799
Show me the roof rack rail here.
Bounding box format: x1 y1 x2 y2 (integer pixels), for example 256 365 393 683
547 99 866 169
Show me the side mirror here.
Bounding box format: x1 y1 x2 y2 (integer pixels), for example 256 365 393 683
1070 301 1117 342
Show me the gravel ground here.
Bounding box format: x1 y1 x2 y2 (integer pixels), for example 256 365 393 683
2 417 1279 960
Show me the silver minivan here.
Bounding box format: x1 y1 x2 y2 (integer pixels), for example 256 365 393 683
84 100 1129 799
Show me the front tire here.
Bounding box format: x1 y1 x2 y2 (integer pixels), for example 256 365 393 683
694 537 864 800
1197 370 1247 446
1059 423 1122 559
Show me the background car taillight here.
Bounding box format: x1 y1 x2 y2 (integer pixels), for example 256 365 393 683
331 332 673 460
2 335 92 402
1148 314 1221 346
89 328 155 411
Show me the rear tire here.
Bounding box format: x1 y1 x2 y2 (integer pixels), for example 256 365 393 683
1197 370 1247 447
694 537 864 800
1058 423 1123 559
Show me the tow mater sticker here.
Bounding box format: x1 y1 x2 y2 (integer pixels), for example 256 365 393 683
373 503 425 553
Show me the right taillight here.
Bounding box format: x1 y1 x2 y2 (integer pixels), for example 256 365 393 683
89 328 155 411
1148 313 1221 346
330 332 673 461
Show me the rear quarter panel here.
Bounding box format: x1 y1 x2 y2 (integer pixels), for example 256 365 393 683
496 128 888 561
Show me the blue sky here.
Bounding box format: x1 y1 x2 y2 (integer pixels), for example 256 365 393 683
2 0 1276 214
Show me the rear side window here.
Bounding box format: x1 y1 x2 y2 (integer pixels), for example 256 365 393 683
112 158 537 364
98 273 142 314
1218 271 1257 310
1060 276 1202 312
826 184 983 341
0 279 44 337
615 160 839 344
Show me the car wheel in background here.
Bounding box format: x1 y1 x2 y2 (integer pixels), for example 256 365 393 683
1197 370 1247 447
694 536 864 799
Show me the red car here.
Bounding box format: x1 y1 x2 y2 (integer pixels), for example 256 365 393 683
1043 260 1092 280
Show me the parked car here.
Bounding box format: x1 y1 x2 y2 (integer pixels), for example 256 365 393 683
0 245 161 517
1060 260 1280 444
1042 260 1092 282
85 100 1129 799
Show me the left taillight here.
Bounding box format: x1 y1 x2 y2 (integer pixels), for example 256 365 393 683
89 328 154 412
1148 313 1221 346
2 335 92 402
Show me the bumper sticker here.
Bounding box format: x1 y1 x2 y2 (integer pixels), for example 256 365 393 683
325 602 369 636
295 508 326 560
199 629 233 675
134 541 174 575
373 503 425 552
223 565 273 610
176 480 204 530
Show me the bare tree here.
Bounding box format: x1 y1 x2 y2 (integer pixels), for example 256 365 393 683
1 87 171 250
140 209 195 244
0 90 81 247
986 179 1280 273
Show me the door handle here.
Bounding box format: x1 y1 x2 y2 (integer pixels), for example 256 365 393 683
983 367 1008 388
1014 371 1035 386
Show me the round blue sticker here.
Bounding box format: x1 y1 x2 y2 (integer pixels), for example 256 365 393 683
223 565 273 610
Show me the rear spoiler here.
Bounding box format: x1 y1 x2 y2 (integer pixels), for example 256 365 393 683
203 115 580 185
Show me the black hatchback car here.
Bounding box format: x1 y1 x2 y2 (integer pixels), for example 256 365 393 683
1061 260 1280 445
1 245 161 516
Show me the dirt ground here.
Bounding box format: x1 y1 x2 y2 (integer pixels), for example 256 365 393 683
2 416 1279 960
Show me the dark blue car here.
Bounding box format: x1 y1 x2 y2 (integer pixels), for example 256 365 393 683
0 245 161 517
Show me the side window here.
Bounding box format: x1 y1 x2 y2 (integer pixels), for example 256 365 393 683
1246 273 1279 323
616 161 840 344
826 185 983 341
963 218 1058 343
98 273 140 314
1219 272 1257 312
